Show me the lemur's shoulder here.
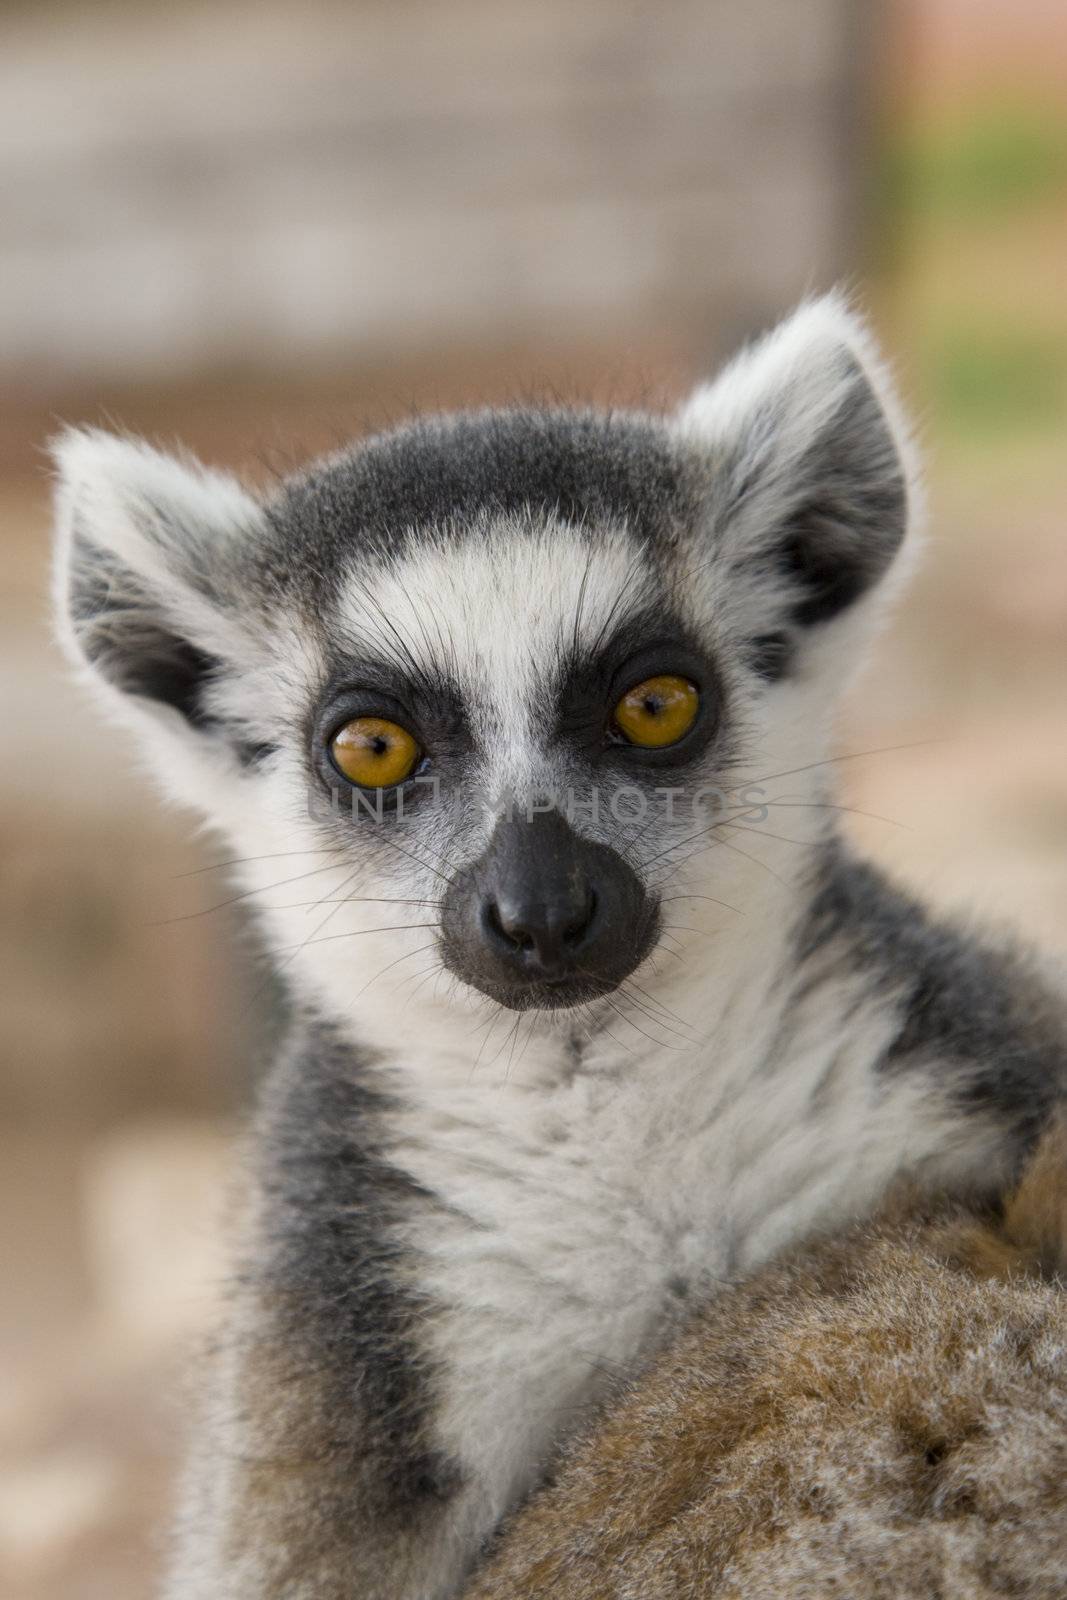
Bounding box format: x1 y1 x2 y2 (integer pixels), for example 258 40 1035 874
465 1120 1067 1600
798 838 1067 1150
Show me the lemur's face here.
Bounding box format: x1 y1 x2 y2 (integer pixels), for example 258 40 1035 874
53 298 912 1036
298 476 716 1012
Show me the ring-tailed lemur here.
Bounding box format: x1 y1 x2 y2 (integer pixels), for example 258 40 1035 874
52 296 1066 1600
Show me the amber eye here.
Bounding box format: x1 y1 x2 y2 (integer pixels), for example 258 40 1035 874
329 716 421 788
612 674 700 749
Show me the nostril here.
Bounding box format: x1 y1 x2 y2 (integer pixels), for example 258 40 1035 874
563 887 597 948
483 899 532 952
481 886 596 966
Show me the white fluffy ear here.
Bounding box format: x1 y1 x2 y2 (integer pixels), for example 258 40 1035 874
676 295 918 654
51 428 264 731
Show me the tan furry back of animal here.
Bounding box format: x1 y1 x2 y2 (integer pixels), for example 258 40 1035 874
464 1125 1067 1600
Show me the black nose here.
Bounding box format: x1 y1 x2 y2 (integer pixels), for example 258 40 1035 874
440 806 659 1009
482 884 597 971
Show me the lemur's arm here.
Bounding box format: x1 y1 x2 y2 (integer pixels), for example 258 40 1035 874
168 1300 475 1600
166 1038 486 1600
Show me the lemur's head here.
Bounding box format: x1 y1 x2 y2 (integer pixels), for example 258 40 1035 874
52 297 915 1044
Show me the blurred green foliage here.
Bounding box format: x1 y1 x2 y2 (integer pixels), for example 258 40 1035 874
884 100 1067 444
888 104 1067 218
927 326 1067 436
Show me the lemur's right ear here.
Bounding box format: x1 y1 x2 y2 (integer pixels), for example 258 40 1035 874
51 429 264 736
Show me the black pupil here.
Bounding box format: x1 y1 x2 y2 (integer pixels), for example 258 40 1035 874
643 696 662 715
371 734 389 755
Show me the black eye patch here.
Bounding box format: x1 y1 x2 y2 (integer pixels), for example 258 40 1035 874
551 614 720 765
313 654 468 736
308 655 472 800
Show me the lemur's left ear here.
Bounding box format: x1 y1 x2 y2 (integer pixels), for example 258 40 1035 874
676 294 917 641
51 428 265 739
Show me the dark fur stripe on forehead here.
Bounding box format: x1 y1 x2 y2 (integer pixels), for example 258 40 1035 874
266 409 697 601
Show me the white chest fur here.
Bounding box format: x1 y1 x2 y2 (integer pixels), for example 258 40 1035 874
363 956 997 1530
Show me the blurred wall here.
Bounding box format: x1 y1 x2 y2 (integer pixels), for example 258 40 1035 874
1 0 871 385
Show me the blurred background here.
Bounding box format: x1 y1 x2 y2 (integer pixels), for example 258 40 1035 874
2 1 1066 1594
